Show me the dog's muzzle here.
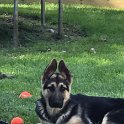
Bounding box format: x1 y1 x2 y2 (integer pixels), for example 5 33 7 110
49 95 64 108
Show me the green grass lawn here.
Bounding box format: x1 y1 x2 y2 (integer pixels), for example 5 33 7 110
0 3 124 124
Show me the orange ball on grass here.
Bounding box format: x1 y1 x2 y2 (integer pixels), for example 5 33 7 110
11 117 24 124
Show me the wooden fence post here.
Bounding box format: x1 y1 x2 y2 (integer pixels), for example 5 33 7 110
41 0 45 28
13 0 19 47
58 0 63 38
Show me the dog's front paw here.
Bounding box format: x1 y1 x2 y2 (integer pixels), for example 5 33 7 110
35 99 49 122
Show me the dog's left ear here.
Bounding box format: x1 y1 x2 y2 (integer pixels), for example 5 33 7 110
42 59 57 83
58 60 71 84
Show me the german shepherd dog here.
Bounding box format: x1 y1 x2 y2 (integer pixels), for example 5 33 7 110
35 59 124 124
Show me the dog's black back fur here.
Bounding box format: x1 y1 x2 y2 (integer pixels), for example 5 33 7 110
71 94 124 123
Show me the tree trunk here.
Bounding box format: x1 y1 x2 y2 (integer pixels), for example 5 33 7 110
58 0 63 38
13 0 19 47
41 0 45 28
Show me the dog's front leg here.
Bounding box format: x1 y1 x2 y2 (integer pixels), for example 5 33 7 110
38 120 54 124
36 99 52 124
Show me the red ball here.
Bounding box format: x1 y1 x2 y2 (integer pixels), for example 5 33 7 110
11 117 24 124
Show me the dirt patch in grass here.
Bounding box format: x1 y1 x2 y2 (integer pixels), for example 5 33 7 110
1 0 124 8
47 0 124 8
0 16 88 47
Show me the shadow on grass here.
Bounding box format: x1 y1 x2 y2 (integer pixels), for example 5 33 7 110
0 3 124 45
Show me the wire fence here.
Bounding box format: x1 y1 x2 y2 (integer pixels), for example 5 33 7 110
0 0 124 8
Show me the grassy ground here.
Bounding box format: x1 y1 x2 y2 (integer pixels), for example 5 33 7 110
0 3 124 124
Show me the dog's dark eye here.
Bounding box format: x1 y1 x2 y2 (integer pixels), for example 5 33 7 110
60 86 66 92
47 85 55 92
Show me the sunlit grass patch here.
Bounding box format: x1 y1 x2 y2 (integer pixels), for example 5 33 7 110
1 38 124 123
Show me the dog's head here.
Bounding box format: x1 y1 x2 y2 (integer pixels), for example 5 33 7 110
41 59 72 109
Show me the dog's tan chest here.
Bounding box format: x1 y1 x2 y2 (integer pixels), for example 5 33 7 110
66 116 84 124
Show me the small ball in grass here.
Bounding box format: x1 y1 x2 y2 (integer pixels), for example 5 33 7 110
11 117 24 124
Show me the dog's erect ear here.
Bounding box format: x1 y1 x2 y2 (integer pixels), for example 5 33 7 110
58 60 71 84
42 59 57 83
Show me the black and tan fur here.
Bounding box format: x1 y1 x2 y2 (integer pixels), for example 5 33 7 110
36 59 124 124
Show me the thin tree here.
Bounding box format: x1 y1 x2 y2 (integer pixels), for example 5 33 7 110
13 0 19 47
58 0 63 38
41 0 45 28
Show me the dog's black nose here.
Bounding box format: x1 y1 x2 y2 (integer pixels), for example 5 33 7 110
54 100 63 108
49 98 63 108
